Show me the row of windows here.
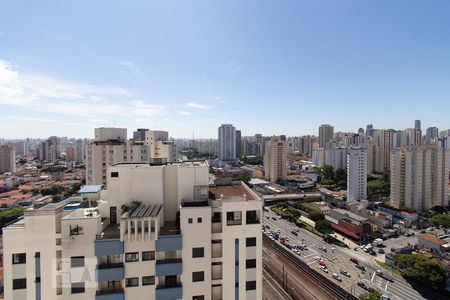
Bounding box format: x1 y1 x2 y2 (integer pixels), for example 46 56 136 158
125 251 155 262
188 217 202 224
126 276 155 287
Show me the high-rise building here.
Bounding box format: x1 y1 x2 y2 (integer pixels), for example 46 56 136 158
390 146 449 212
65 146 75 161
415 120 421 131
319 124 334 149
425 127 439 144
347 148 367 202
3 162 263 300
235 130 242 159
86 128 177 185
218 124 237 161
36 138 59 163
264 136 287 182
133 128 149 142
366 124 374 137
75 139 85 164
0 145 16 174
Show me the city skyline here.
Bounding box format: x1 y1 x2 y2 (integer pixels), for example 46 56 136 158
1 1 450 139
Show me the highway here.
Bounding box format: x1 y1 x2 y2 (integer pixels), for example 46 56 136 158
263 208 432 300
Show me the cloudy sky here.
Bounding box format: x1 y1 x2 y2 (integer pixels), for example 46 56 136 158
1 0 450 139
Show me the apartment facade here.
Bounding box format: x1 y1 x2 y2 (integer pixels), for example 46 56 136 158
264 136 287 183
390 146 449 212
86 128 176 185
4 162 263 300
0 144 16 174
218 124 237 161
346 148 367 202
318 124 334 149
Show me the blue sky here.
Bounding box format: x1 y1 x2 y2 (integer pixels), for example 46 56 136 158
1 0 449 139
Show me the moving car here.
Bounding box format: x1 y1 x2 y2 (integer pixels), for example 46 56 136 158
319 265 328 273
320 246 327 252
332 273 342 281
315 256 323 262
350 258 358 264
291 230 298 236
381 295 391 300
357 282 368 290
340 269 350 277
355 264 366 271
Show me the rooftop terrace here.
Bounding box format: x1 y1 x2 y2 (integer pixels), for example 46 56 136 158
209 183 256 201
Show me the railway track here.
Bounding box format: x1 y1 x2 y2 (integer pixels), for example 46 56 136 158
264 234 358 300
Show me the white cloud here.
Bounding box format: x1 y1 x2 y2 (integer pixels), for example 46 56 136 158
2 116 61 122
177 110 191 116
0 59 167 120
185 101 213 109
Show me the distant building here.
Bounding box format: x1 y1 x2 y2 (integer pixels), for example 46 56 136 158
65 146 75 161
319 124 334 149
235 129 242 158
0 145 16 174
390 146 449 212
347 148 367 202
415 119 421 131
133 128 149 142
264 136 287 182
75 139 85 164
218 124 237 161
425 127 439 144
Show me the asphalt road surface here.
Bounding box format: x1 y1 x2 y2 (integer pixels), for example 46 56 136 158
263 209 429 300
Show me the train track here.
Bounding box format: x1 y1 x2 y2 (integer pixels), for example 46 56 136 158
264 234 358 300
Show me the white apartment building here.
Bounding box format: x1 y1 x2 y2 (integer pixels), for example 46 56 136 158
218 124 237 161
264 136 287 183
3 162 263 300
318 124 334 149
347 148 367 202
75 139 85 164
390 146 449 212
0 144 16 174
86 128 176 185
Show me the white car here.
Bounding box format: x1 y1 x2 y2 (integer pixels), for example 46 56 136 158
381 295 390 300
314 256 323 262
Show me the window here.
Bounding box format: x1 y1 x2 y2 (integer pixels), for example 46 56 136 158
192 271 204 282
188 218 193 224
246 210 259 224
70 225 83 236
12 278 26 290
227 211 242 225
142 276 155 286
12 253 26 264
71 256 85 268
246 259 256 269
142 251 155 261
126 277 139 287
125 252 139 262
246 237 257 247
192 247 204 258
197 217 202 223
193 296 205 300
71 282 85 294
246 280 256 291
111 171 119 178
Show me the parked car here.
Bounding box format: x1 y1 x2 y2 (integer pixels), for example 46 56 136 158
291 230 298 236
320 246 327 252
355 264 366 271
377 248 385 254
340 269 350 277
381 295 391 300
315 256 323 262
350 258 358 264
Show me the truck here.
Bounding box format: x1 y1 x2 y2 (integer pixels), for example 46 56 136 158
373 238 384 246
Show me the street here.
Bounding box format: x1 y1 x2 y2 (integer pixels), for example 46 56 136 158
263 208 429 300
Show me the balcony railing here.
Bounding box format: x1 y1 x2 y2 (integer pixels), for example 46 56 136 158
96 288 124 295
226 219 242 226
156 283 182 290
156 258 182 264
97 263 123 269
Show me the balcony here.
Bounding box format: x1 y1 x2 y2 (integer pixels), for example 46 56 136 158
155 259 182 276
96 263 124 281
156 235 182 252
156 284 182 300
212 222 222 233
96 288 124 300
226 219 242 226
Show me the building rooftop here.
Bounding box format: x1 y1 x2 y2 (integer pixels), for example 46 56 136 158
78 185 102 194
128 204 162 218
417 234 446 246
209 184 256 200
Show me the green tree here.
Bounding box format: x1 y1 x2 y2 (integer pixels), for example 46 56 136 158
322 165 334 180
393 254 447 290
359 288 381 300
232 174 251 184
315 219 331 234
0 207 25 227
52 195 62 202
429 214 450 229
309 210 325 222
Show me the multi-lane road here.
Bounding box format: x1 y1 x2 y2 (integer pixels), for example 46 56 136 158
263 208 431 300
